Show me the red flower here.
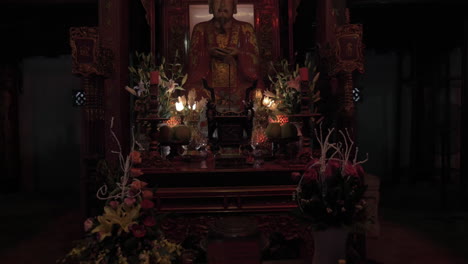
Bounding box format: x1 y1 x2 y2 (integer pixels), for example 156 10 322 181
143 216 156 227
124 197 136 206
141 199 154 209
356 164 365 178
344 162 358 177
324 160 341 177
291 172 301 183
302 167 318 184
130 224 146 238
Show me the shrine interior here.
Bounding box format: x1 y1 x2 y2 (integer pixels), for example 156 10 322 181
1 0 468 263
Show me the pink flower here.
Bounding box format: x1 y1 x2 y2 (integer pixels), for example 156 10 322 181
124 197 136 206
142 190 153 200
130 224 146 238
109 200 119 209
130 168 144 177
130 151 142 164
131 180 148 190
143 216 156 227
83 218 94 232
167 79 178 94
141 199 154 209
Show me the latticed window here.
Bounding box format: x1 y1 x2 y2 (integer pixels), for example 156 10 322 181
73 90 86 106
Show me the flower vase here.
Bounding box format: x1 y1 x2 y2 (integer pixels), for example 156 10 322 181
185 119 205 152
312 228 348 264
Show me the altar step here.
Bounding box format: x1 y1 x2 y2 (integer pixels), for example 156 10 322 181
155 185 297 213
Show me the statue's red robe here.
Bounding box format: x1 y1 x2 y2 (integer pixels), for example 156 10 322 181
187 18 260 112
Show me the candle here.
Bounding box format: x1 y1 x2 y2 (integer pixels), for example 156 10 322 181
150 71 159 85
175 102 184 112
299 67 309 81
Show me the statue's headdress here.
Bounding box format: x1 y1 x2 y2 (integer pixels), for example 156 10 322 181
208 0 238 14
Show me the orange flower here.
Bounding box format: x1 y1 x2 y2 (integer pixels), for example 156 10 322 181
130 168 143 177
131 180 148 190
130 151 142 164
142 190 153 200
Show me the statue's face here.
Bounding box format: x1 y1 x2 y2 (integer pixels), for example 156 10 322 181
212 0 235 20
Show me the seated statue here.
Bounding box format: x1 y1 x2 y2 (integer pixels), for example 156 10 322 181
186 0 260 113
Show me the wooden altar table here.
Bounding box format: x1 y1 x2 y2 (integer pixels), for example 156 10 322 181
140 160 303 213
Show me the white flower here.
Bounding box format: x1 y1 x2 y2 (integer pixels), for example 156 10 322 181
178 95 187 106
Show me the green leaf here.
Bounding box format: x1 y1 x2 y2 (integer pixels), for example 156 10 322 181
181 74 188 86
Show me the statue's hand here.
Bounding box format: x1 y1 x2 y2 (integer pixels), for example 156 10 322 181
223 55 236 65
209 47 230 60
225 47 239 57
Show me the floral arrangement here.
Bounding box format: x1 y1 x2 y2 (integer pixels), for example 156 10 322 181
59 118 182 264
156 54 187 118
264 58 320 116
125 52 186 119
174 89 208 123
293 126 370 231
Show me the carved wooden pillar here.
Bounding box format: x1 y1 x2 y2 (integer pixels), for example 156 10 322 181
70 27 106 155
70 26 113 216
318 1 364 135
99 0 130 161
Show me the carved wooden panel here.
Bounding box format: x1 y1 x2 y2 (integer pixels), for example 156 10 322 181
330 23 364 76
163 4 188 63
70 27 101 76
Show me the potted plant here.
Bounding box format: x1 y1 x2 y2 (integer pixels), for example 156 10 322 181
293 126 370 264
